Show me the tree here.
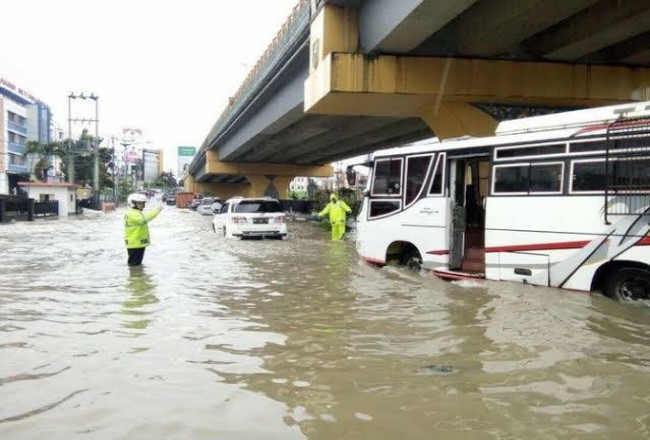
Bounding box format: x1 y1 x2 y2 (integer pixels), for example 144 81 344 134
154 171 178 188
289 189 307 200
23 140 68 181
57 129 114 188
116 176 135 202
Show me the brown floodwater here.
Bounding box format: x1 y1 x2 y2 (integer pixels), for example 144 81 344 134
1 206 649 439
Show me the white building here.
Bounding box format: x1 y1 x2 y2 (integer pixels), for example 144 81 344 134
289 176 308 192
113 128 153 185
18 182 79 217
142 148 163 183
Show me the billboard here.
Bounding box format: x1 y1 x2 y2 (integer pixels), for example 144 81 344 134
177 146 196 178
143 149 161 183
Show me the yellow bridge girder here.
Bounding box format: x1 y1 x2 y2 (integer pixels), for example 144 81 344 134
184 151 333 199
306 4 650 139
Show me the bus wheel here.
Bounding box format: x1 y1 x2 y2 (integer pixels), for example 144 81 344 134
401 248 422 272
604 267 650 301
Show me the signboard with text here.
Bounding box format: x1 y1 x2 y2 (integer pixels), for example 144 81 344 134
177 146 196 178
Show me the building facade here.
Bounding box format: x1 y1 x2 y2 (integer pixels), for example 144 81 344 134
0 77 52 195
142 148 163 183
289 176 308 193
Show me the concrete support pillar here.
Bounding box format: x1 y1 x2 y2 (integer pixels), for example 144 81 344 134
245 175 293 199
195 182 250 200
418 101 497 139
196 151 333 199
184 173 197 193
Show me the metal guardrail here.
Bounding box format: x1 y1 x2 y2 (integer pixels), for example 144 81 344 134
34 201 58 217
8 142 26 154
0 196 32 222
280 199 314 214
204 0 311 148
7 162 28 173
8 121 28 135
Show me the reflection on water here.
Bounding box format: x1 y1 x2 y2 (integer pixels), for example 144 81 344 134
122 267 158 330
0 208 649 439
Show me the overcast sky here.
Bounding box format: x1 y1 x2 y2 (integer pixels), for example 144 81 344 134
1 0 300 172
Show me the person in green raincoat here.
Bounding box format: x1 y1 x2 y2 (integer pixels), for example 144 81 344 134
124 193 162 266
318 193 352 241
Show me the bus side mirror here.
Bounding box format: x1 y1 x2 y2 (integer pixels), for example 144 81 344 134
346 167 356 186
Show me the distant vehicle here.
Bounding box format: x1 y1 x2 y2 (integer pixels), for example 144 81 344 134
161 190 176 204
190 198 202 211
355 100 650 301
212 197 287 239
197 197 219 215
210 199 223 214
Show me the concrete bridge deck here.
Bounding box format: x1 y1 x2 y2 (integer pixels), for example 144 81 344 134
187 0 650 198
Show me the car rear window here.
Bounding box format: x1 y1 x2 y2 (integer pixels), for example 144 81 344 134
233 200 283 213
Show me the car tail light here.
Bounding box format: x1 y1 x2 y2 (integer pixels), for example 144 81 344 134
274 216 285 223
231 216 248 224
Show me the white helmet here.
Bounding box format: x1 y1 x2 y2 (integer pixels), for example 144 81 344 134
127 193 147 208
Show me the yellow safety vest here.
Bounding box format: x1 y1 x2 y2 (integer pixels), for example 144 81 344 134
319 200 351 224
124 208 160 249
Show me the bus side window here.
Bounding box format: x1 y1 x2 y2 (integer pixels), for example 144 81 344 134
428 153 446 195
372 158 403 196
493 164 529 193
405 155 432 205
369 200 401 218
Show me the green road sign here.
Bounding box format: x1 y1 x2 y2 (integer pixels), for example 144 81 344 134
178 146 196 156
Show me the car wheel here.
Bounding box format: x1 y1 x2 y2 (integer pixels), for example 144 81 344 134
400 247 422 272
603 267 650 301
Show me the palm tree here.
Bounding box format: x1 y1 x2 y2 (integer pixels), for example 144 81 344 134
23 141 66 181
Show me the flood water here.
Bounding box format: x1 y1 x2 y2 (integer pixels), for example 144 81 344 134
1 205 649 439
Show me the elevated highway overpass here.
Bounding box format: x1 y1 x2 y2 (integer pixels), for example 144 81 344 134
186 0 650 198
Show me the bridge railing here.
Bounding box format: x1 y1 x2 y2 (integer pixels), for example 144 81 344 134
207 0 311 145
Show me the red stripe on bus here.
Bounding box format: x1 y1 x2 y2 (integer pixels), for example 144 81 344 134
360 256 385 265
636 236 650 246
485 240 591 253
426 250 449 255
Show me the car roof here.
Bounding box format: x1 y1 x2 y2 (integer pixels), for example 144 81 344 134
225 197 279 203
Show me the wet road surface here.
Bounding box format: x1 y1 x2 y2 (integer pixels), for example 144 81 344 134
1 206 649 439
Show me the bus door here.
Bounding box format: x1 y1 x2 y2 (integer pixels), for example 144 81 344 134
448 159 466 269
448 155 489 271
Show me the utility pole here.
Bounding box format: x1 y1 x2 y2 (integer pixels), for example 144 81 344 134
68 92 100 206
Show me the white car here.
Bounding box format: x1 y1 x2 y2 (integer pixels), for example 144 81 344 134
212 197 287 239
197 197 221 215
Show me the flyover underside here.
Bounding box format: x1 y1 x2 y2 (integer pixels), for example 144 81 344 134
227 113 432 165
197 175 248 184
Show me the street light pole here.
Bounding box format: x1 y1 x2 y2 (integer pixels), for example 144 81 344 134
67 94 74 183
92 95 99 198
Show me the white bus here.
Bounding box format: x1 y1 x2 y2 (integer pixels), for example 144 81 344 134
353 101 650 301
